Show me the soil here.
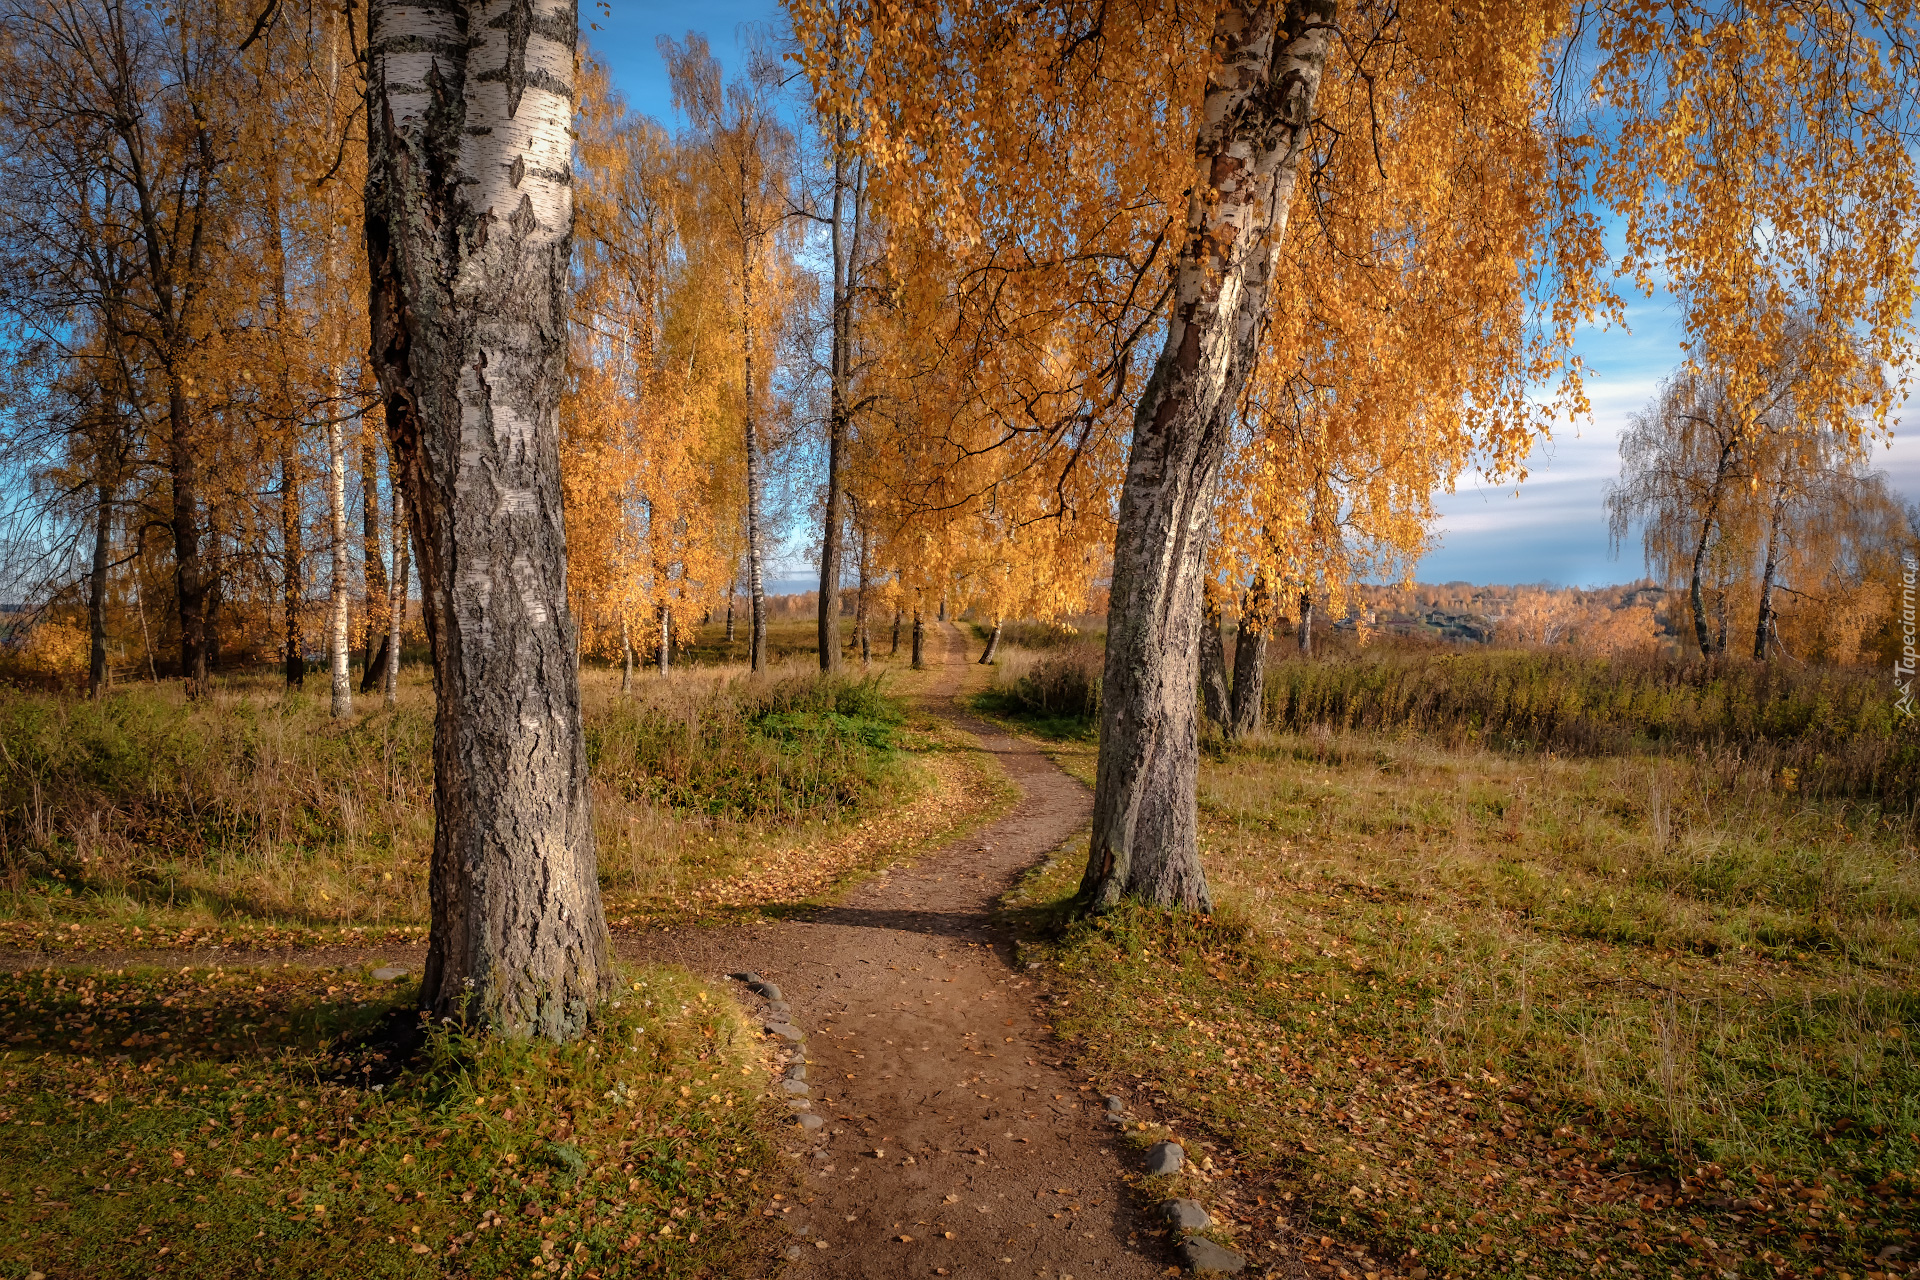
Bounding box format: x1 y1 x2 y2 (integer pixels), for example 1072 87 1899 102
5 624 1176 1278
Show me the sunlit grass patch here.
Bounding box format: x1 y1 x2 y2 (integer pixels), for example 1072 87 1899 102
1014 728 1920 1278
0 963 789 1278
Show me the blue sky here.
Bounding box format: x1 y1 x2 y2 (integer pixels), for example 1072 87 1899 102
594 7 1918 590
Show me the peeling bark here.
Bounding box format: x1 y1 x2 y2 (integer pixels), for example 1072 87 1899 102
367 0 610 1039
1082 0 1334 914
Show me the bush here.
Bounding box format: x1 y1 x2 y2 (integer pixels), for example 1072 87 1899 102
588 670 905 822
987 641 1103 723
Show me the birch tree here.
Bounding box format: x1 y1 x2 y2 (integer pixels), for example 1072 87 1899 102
660 36 801 673
366 0 610 1038
795 0 1920 916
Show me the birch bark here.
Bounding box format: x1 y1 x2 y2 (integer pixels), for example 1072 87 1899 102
979 619 1003 665
327 416 352 718
367 0 610 1038
744 274 770 672
1753 482 1786 661
1081 0 1334 914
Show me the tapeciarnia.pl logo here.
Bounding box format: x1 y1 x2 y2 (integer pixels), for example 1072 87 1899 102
1898 551 1917 719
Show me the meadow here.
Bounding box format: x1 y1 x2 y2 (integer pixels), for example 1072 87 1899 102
987 638 1920 1278
0 620 938 934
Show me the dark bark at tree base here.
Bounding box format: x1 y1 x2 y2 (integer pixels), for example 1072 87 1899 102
359 636 392 694
1229 600 1268 737
911 611 925 669
1199 600 1230 728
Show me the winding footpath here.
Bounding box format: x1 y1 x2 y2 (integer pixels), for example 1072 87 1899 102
624 623 1168 1278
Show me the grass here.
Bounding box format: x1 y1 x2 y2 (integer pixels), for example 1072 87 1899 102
992 651 1920 1280
0 628 1006 1280
0 960 792 1278
1259 646 1920 811
0 648 926 932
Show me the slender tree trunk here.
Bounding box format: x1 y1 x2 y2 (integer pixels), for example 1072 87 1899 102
725 597 736 642
1199 596 1230 728
658 605 670 675
855 510 871 664
1689 512 1716 657
621 617 633 693
1753 485 1787 661
890 607 901 656
911 610 925 669
88 481 113 699
281 443 304 688
979 619 1003 665
740 234 770 671
818 147 849 674
938 596 946 622
266 170 306 692
136 579 157 683
1081 0 1333 915
384 477 407 705
1296 590 1314 658
361 429 389 670
1690 438 1740 658
169 382 209 696
1229 577 1270 736
367 0 609 1039
327 416 352 718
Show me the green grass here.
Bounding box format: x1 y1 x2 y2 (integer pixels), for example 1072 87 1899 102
0 961 788 1279
1012 723 1920 1278
0 662 920 930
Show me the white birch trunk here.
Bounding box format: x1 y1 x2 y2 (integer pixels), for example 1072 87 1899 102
367 0 609 1039
328 415 352 718
1082 0 1334 913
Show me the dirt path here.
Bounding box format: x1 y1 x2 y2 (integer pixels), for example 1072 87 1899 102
623 623 1164 1280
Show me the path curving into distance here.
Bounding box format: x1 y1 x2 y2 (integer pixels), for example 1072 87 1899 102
622 623 1165 1279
